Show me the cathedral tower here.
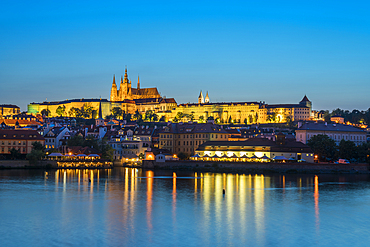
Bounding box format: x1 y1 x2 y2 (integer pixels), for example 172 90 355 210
198 91 204 104
205 91 210 103
110 75 117 101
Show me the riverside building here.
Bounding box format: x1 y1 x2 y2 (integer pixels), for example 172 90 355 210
296 122 367 146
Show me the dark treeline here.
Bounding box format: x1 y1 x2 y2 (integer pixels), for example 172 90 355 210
322 108 370 124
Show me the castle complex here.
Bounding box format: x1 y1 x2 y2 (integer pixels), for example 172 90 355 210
110 68 161 101
28 68 313 123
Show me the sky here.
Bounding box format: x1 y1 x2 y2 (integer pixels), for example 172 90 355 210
1 0 370 112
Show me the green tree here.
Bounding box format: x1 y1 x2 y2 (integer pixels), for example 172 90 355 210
357 142 370 164
307 134 337 162
56 105 66 117
159 115 166 122
144 110 154 121
286 115 294 128
254 113 259 123
26 142 46 165
67 135 85 147
248 115 253 124
41 109 51 117
134 110 142 123
92 110 98 119
152 113 159 122
99 140 114 161
337 139 358 161
112 107 123 119
9 148 22 160
125 113 132 122
83 103 94 118
177 152 190 160
138 153 145 160
199 115 204 123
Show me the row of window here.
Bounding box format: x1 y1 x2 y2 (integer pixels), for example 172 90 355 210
161 140 207 147
305 134 366 141
1 141 26 145
1 147 26 152
161 134 227 139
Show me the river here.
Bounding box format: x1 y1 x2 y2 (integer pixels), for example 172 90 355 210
1 168 370 246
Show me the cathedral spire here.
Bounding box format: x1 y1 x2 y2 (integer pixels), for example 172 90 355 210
205 91 210 103
112 74 116 85
137 75 140 89
198 90 204 104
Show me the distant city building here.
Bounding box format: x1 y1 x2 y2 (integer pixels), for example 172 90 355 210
0 104 20 117
0 129 45 155
296 122 367 145
330 115 345 124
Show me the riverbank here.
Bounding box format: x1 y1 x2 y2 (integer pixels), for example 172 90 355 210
0 160 112 169
142 160 370 174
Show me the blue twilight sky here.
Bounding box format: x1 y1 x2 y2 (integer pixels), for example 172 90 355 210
1 1 370 112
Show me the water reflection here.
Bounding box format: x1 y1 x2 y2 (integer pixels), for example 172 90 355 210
1 168 370 246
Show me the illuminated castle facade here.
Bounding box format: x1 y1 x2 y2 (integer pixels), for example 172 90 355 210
110 68 161 101
28 67 313 124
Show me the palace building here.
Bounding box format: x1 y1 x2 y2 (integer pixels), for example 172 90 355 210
27 68 313 123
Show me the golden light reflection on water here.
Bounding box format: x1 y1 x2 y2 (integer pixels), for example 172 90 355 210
48 168 326 243
314 175 320 232
146 170 153 233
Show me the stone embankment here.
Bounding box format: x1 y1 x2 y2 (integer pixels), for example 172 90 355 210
0 160 58 169
142 160 370 174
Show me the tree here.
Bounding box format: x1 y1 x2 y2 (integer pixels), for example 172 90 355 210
92 110 98 119
159 115 166 122
9 148 22 160
26 141 46 165
144 110 154 121
254 113 258 123
83 103 94 118
207 116 214 121
125 113 132 122
112 107 123 119
248 115 253 124
228 116 232 124
99 140 114 161
56 105 66 117
286 115 294 128
67 135 85 147
152 113 159 122
307 134 337 162
198 115 204 123
173 112 184 122
138 153 145 160
357 142 370 164
177 152 190 160
189 113 195 121
41 109 51 117
134 110 142 123
337 139 358 161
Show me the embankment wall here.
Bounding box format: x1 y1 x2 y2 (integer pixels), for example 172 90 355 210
142 160 370 173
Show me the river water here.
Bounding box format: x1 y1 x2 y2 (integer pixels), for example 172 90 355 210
1 168 370 246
